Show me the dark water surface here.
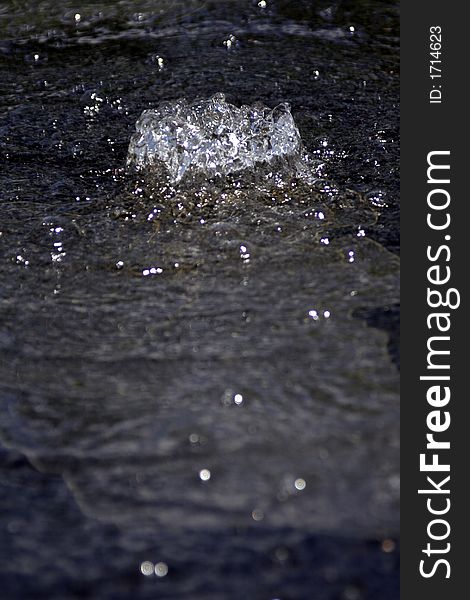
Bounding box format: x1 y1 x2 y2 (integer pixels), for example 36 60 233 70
0 1 399 598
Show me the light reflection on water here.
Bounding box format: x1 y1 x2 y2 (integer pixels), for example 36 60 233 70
0 0 399 598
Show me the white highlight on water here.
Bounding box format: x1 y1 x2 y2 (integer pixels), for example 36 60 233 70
127 93 303 183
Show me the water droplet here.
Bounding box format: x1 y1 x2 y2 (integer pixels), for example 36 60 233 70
252 508 264 521
381 539 396 553
223 35 237 49
155 562 168 577
275 547 289 562
199 469 211 481
140 561 154 576
342 585 362 600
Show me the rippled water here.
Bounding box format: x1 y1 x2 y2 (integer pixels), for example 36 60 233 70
0 1 399 598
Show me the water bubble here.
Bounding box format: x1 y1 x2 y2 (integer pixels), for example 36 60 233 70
275 547 289 562
16 255 29 267
294 478 306 491
252 508 264 521
239 245 250 262
366 190 388 208
381 539 396 553
199 469 211 481
223 35 237 49
342 585 362 600
155 562 168 577
150 55 165 70
142 267 163 276
140 561 154 576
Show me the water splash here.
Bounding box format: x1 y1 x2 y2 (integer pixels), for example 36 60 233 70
127 93 307 183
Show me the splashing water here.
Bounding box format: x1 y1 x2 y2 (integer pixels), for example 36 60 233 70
127 93 306 183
